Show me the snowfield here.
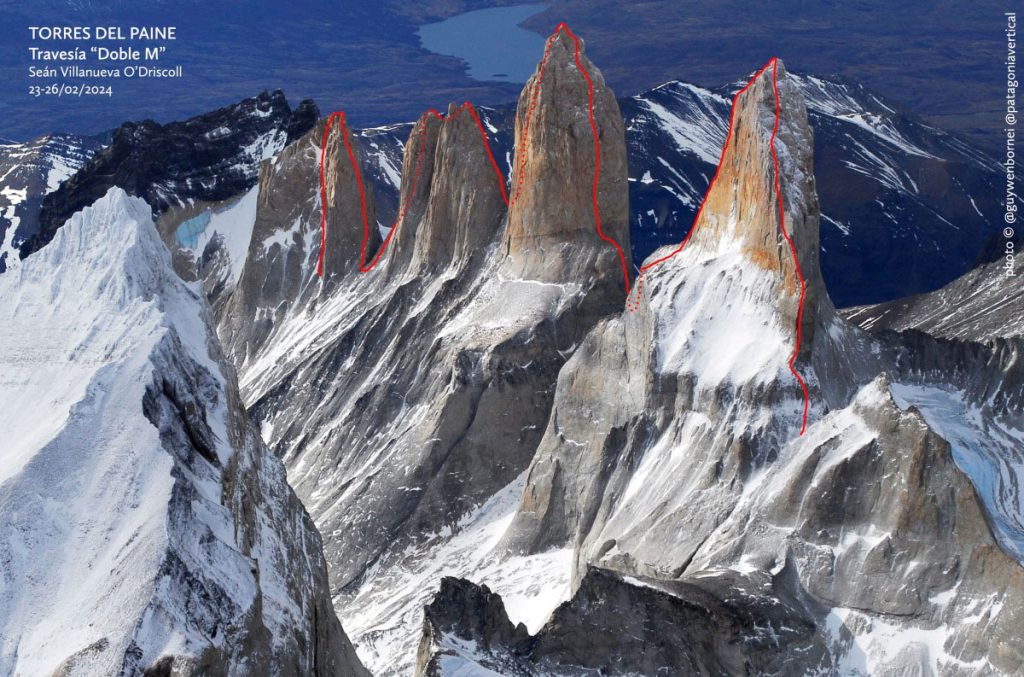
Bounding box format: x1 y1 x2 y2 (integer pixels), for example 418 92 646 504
0 188 353 675
0 189 199 673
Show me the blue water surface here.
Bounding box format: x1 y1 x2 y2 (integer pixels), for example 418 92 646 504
417 4 548 83
175 212 211 249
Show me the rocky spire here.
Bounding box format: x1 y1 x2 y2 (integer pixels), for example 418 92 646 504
683 58 830 351
389 103 507 275
219 116 378 364
503 26 631 295
319 114 380 276
386 112 442 273
415 103 507 270
500 59 867 562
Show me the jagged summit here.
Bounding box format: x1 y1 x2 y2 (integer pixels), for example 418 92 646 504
386 111 442 272
504 26 631 292
500 57 870 563
645 58 829 345
217 113 380 364
388 103 508 276
468 55 1024 675
220 26 644 675
627 58 871 417
319 113 381 277
411 103 506 272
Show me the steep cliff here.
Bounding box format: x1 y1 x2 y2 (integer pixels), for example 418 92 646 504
500 58 870 563
0 189 366 676
227 26 632 675
415 58 1024 675
218 114 380 366
503 27 630 300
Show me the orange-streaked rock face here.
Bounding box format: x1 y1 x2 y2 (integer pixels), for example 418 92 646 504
686 59 829 350
504 29 631 292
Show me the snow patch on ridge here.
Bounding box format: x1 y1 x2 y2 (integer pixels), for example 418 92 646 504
891 382 1024 560
637 95 728 166
0 189 197 673
0 187 331 673
651 248 793 385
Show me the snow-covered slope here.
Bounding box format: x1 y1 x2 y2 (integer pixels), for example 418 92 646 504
839 255 1024 562
842 258 1023 341
0 188 366 675
218 30 629 676
430 376 1024 676
171 186 261 313
417 59 1024 676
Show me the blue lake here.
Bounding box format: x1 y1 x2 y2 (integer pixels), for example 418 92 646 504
417 4 548 83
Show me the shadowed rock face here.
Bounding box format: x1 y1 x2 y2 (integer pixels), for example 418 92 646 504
386 112 442 273
23 91 316 261
0 189 367 677
418 106 507 269
504 29 630 295
683 376 1024 675
394 104 508 274
218 116 380 366
415 569 829 676
415 577 531 677
417 379 1024 676
499 59 853 562
433 59 1024 676
222 28 636 676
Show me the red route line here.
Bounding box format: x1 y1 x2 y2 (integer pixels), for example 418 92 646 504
510 31 555 206
512 23 632 295
769 59 810 435
636 59 774 275
317 103 507 276
628 57 809 434
315 28 809 434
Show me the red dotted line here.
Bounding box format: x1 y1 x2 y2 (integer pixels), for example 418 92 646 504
510 30 557 207
510 23 632 295
628 58 808 433
625 274 645 312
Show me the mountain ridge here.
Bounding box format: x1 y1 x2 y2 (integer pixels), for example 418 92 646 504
4 67 1001 308
1 24 1020 676
0 187 368 675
